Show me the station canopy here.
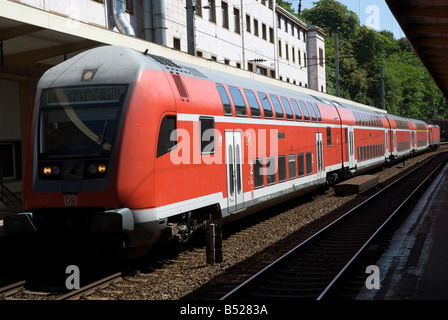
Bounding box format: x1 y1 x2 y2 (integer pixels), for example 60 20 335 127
386 0 448 100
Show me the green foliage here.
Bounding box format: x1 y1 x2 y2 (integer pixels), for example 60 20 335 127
301 0 447 119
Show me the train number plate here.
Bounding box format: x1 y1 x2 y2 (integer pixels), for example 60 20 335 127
64 194 78 206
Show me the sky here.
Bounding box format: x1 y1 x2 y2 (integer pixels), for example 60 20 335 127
291 0 405 39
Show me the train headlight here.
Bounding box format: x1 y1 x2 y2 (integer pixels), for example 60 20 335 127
40 164 62 179
85 162 108 178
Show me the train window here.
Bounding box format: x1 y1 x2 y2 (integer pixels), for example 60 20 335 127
306 152 313 175
299 101 310 122
253 158 264 189
270 95 284 120
288 154 296 180
200 117 215 154
357 147 360 161
280 97 294 121
278 155 287 182
216 84 232 116
360 146 363 161
290 99 302 121
157 115 177 158
310 103 322 122
364 146 368 159
307 102 317 122
327 127 332 147
258 92 273 119
228 86 247 117
354 112 359 125
297 153 305 177
244 89 261 118
345 128 348 145
266 156 276 185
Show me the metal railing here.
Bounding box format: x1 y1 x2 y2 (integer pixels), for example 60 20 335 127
0 167 22 208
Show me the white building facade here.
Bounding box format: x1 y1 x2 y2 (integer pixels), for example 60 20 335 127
0 0 325 199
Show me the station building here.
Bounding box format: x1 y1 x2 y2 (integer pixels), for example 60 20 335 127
0 0 325 206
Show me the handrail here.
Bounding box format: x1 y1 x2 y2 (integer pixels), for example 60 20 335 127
0 167 22 207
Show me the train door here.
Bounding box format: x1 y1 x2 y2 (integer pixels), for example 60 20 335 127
225 131 244 213
316 132 324 181
348 126 355 168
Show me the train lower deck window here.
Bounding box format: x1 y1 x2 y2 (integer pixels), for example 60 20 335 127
253 158 264 188
244 89 261 117
297 153 305 177
278 155 287 182
216 84 232 116
288 154 296 180
306 152 312 175
157 115 177 158
266 156 276 185
258 92 273 118
200 117 215 154
327 127 332 147
228 86 247 117
270 95 284 120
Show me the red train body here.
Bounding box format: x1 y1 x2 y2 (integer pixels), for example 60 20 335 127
2 46 441 259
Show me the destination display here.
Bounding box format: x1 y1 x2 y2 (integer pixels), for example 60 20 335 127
42 85 127 106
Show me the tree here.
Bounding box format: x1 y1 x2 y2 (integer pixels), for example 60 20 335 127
300 0 359 35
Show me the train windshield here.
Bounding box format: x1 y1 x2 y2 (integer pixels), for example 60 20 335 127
38 85 127 159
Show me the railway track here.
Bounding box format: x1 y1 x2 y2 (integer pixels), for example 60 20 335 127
220 152 448 300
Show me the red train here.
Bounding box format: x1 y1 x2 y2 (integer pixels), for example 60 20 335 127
2 46 440 259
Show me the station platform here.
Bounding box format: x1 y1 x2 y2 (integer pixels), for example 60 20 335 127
358 160 448 300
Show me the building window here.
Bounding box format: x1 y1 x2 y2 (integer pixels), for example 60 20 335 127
278 40 282 57
319 48 324 67
292 46 295 63
298 49 301 66
262 23 267 40
208 0 216 23
224 59 230 65
285 43 289 60
277 15 281 28
173 37 181 50
269 0 273 9
304 52 307 67
234 7 240 34
196 0 202 16
254 19 259 36
269 27 274 43
246 14 251 33
222 1 229 29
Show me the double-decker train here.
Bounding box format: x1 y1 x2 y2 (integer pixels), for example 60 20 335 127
2 45 440 259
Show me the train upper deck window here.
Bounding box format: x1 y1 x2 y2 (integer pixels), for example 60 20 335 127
200 117 215 154
280 97 294 121
216 84 232 116
290 99 302 121
299 101 310 122
244 89 261 118
354 112 359 125
258 92 273 119
311 103 322 122
157 115 177 158
307 102 318 122
270 95 284 120
228 86 247 117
